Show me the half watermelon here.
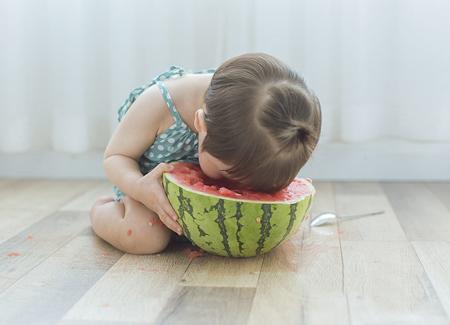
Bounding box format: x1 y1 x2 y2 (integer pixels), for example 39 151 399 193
163 162 315 257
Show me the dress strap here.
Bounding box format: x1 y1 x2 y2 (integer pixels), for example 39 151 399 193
117 65 216 123
152 65 186 83
152 65 216 126
153 65 186 125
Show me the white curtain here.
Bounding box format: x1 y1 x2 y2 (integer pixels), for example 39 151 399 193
1 0 449 155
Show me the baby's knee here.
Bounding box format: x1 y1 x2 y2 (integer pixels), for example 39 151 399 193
90 196 115 215
89 197 124 232
89 199 103 230
118 225 172 255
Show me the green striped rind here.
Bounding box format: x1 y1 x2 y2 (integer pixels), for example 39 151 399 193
163 173 315 257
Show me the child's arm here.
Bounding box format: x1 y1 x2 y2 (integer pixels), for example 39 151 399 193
103 85 166 198
103 82 184 232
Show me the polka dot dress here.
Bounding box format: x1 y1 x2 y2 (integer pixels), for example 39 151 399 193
112 65 216 201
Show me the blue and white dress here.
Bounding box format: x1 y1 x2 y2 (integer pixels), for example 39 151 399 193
112 65 216 201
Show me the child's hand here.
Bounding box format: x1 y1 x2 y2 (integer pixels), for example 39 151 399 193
134 163 182 235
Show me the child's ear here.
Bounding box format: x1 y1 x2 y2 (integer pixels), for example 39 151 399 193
194 109 207 133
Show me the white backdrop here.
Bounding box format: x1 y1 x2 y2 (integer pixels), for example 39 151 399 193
1 0 450 179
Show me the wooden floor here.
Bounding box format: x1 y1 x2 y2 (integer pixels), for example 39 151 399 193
1 180 450 325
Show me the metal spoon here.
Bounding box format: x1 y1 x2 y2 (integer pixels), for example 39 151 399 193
310 210 386 227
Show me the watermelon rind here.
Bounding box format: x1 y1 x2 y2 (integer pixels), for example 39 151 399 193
163 171 315 257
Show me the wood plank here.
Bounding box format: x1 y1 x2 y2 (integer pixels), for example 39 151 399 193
0 209 53 244
0 229 123 325
382 182 450 241
180 255 263 288
304 182 341 242
59 181 113 211
154 286 255 325
427 182 450 213
342 241 448 324
412 241 450 320
334 182 407 241
248 233 349 325
0 179 18 190
60 321 147 325
248 182 350 325
0 211 90 292
0 179 96 243
62 244 192 323
0 180 33 202
0 179 98 210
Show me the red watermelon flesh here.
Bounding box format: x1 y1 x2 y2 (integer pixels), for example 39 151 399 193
168 162 311 203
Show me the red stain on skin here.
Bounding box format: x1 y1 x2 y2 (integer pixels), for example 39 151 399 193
101 251 110 257
100 303 110 308
7 251 21 257
127 229 132 236
27 235 33 240
183 247 205 261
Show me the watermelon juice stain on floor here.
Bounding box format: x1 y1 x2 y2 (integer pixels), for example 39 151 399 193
183 247 205 262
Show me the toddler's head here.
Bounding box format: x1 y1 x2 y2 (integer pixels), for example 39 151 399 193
194 52 322 192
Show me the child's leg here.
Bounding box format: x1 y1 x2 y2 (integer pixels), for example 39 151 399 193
89 195 172 254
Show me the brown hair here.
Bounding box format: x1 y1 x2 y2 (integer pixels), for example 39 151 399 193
202 52 322 192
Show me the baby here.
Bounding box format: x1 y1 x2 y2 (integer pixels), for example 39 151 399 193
90 52 322 254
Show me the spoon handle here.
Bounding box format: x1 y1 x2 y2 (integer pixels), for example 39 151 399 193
338 210 385 221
